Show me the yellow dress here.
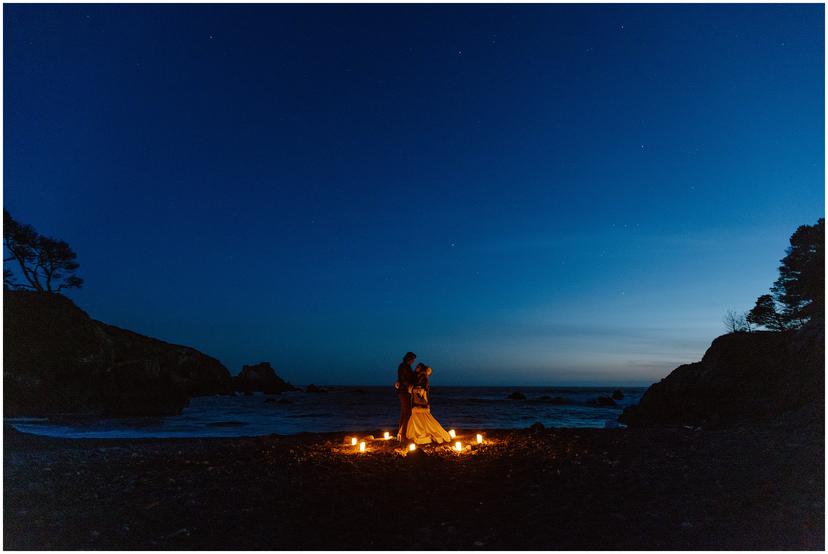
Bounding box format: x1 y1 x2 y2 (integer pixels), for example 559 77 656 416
405 387 452 444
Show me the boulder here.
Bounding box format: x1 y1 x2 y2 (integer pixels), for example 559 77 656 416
507 391 526 400
611 389 624 400
4 290 234 417
589 396 617 407
529 421 545 433
619 323 825 427
234 362 297 394
306 384 327 393
535 395 567 404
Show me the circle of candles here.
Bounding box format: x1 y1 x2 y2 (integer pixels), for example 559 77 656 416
476 433 483 444
408 443 416 451
350 437 357 446
359 441 366 453
454 441 462 452
383 431 390 440
449 429 456 439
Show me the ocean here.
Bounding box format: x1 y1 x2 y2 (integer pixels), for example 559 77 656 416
6 385 647 439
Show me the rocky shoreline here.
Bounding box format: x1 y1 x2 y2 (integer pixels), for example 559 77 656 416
5 415 823 550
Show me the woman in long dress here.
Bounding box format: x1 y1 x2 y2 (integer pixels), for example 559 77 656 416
405 364 452 444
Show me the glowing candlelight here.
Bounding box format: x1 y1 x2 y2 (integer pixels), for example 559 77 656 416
454 441 462 452
359 441 366 453
476 433 483 444
449 429 456 439
384 431 390 440
350 437 357 446
408 443 416 451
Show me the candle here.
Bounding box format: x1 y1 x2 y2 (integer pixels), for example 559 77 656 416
454 441 462 452
449 429 456 439
408 443 416 451
350 437 357 446
476 433 483 444
383 432 390 440
359 441 366 453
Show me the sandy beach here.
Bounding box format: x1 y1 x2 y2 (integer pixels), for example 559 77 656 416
5 415 823 550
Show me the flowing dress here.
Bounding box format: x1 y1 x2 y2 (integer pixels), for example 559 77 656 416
405 380 452 444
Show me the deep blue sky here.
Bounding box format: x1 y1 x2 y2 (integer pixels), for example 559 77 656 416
5 4 824 386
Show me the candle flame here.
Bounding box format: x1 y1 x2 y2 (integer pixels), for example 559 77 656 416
454 441 462 451
408 443 416 451
476 433 483 444
350 437 357 446
359 441 366 453
449 429 456 438
383 432 390 440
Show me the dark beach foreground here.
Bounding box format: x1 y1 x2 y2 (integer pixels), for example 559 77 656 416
5 414 823 550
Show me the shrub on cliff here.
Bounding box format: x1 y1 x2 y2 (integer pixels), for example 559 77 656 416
3 210 83 293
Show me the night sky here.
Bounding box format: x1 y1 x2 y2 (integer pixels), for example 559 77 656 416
5 4 824 386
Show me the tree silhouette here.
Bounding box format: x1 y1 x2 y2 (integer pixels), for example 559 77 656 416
771 218 824 325
746 294 788 331
3 210 83 293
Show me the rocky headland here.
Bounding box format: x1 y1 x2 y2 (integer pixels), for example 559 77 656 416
4 290 235 417
620 320 824 428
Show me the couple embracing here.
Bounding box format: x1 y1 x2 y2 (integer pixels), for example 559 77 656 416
395 351 452 444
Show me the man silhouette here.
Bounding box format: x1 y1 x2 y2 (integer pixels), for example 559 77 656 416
395 351 417 440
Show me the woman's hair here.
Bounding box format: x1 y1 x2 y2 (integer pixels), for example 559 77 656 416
403 352 417 364
415 363 432 376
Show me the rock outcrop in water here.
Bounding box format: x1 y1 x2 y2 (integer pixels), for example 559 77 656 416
588 396 618 407
619 321 824 427
233 361 297 394
4 290 234 417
